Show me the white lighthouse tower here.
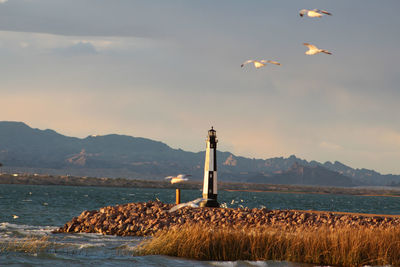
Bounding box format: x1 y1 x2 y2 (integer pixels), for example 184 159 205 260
200 127 219 207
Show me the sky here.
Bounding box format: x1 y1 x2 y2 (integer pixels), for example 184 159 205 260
1 0 400 174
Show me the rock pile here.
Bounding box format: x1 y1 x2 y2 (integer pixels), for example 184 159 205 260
55 201 400 236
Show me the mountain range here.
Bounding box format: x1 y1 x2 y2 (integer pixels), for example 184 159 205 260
0 121 399 187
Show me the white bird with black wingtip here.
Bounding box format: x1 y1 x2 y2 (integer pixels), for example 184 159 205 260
303 43 332 55
169 197 212 213
241 60 281 69
299 9 332 18
165 174 191 184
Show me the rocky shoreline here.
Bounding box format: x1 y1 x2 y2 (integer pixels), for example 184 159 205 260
55 201 400 236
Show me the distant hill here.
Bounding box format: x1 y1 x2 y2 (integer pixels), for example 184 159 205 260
0 121 399 186
247 162 354 187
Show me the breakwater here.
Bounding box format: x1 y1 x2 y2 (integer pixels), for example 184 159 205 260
56 201 400 236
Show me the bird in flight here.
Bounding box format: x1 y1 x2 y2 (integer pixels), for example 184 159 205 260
169 197 212 212
299 9 332 18
241 60 281 69
303 43 332 55
165 174 191 184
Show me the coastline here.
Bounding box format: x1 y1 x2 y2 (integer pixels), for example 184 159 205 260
2 173 400 197
224 188 400 198
55 201 400 265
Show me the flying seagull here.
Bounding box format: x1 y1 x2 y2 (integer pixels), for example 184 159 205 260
241 60 281 69
303 43 332 55
169 198 212 213
165 174 191 184
299 9 332 18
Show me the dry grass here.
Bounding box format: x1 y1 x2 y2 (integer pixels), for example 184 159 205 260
0 236 57 254
137 224 400 266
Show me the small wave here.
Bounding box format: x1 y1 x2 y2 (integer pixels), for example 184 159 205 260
76 242 107 250
0 222 57 237
245 261 268 266
210 262 238 267
117 244 137 252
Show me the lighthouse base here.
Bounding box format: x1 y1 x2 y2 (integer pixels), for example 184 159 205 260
200 198 219 208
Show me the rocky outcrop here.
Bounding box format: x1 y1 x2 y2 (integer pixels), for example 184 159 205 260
66 149 89 166
223 155 237 166
55 201 400 236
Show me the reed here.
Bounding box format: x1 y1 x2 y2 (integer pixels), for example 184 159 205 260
0 236 56 254
137 224 400 266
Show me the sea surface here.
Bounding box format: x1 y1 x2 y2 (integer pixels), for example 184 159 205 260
1 184 400 266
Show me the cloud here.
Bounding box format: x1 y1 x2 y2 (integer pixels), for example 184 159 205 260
54 41 98 56
319 141 344 151
0 0 8 3
19 41 29 48
0 30 168 56
0 1 400 175
379 130 400 149
0 0 164 38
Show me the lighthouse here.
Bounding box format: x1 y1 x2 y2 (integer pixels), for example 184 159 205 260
200 127 219 207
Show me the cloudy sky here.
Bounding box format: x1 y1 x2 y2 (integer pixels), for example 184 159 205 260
1 0 400 174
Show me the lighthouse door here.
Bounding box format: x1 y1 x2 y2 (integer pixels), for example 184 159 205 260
208 172 214 194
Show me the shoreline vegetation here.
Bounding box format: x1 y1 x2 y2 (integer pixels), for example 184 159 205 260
55 201 400 266
1 173 400 197
0 236 58 254
137 224 400 266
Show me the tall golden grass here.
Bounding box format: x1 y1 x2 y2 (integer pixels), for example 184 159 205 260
137 224 400 266
0 236 56 254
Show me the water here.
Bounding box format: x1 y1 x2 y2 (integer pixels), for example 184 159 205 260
1 184 399 266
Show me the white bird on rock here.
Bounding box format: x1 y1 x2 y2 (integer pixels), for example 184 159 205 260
165 174 191 184
299 9 332 18
241 59 281 69
169 198 212 213
303 43 332 55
